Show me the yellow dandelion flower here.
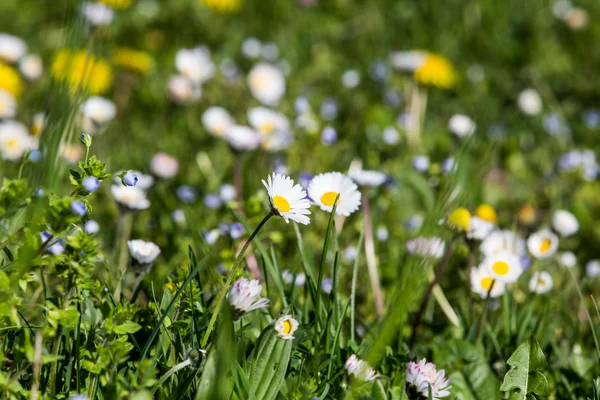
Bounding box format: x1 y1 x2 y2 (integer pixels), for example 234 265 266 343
448 207 471 231
414 53 457 89
200 0 242 13
98 0 133 9
113 47 154 75
51 49 113 95
0 62 24 98
475 204 497 225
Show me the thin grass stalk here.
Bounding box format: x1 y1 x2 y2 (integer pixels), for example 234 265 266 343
362 194 384 318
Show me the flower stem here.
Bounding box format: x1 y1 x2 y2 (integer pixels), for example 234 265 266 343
362 194 384 319
201 211 273 347
152 358 192 395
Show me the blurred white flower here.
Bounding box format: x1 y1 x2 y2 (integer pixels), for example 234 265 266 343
552 209 579 237
202 106 235 137
467 216 495 240
150 152 179 179
517 88 542 116
376 226 389 241
260 42 279 61
470 265 505 298
80 96 117 134
529 271 553 294
565 7 589 30
586 260 600 278
248 107 289 136
59 143 83 164
406 237 445 259
345 355 379 381
0 89 17 119
348 166 387 188
227 277 269 314
390 50 426 71
81 2 114 26
0 33 27 63
175 47 214 84
480 230 525 257
247 63 285 106
274 315 299 339
224 125 261 151
18 54 43 80
84 220 100 234
127 239 160 264
412 155 430 172
560 251 576 268
168 75 201 104
382 126 399 145
0 121 33 161
308 172 361 217
527 229 559 259
111 185 151 210
219 183 236 202
241 37 262 59
341 69 360 88
448 114 476 138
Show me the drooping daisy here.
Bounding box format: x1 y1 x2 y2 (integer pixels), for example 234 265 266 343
0 33 27 63
0 62 23 98
552 209 579 237
80 96 117 134
274 315 299 340
175 47 214 84
262 173 311 225
247 63 285 106
529 271 553 294
0 89 17 119
470 266 505 299
111 185 151 210
406 237 445 259
202 106 235 137
127 239 161 264
307 172 361 217
150 152 179 179
345 355 379 381
224 125 261 151
527 229 559 259
481 249 523 283
19 54 43 81
81 2 115 26
405 358 452 400
0 121 32 161
167 74 201 104
480 230 525 257
227 278 269 316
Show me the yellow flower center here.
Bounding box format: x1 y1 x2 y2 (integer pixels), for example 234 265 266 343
282 319 292 334
538 278 546 286
320 191 339 206
273 195 291 213
540 239 552 253
260 122 275 134
492 261 509 276
7 139 16 148
481 277 494 291
448 207 471 231
475 204 497 224
250 73 266 89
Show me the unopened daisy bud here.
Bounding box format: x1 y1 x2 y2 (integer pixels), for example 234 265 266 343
79 132 92 147
123 171 138 187
227 278 269 316
474 204 497 224
82 176 100 192
345 355 379 381
448 207 471 231
274 315 299 339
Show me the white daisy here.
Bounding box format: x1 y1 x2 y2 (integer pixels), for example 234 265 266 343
480 230 525 257
150 152 179 179
560 251 577 268
80 96 117 134
59 143 83 164
247 63 285 106
470 266 505 299
552 209 579 237
18 54 43 81
529 271 553 294
448 114 476 138
202 106 235 137
405 358 452 400
224 125 261 151
527 229 559 259
248 107 289 136
274 315 299 340
111 185 151 210
517 88 542 116
227 278 269 315
80 2 114 26
0 89 17 119
481 250 523 283
0 33 27 63
167 74 201 104
307 172 361 216
345 355 379 381
175 47 214 84
466 216 495 240
262 173 311 225
0 121 32 161
127 239 160 264
261 129 293 152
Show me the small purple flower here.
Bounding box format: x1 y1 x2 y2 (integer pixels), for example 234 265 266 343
123 171 138 187
320 97 338 121
29 149 42 163
294 96 310 114
583 108 600 129
321 278 333 294
40 232 64 255
442 157 456 174
71 200 87 216
229 222 245 239
520 255 532 271
412 155 430 172
298 171 313 188
321 126 337 145
219 184 236 202
273 157 288 175
82 176 100 193
177 185 197 204
34 188 45 197
369 60 389 82
218 223 230 235
204 194 222 209
382 126 399 144
84 220 100 234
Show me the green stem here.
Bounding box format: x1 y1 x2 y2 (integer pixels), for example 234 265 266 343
152 358 192 394
350 228 365 343
201 211 273 347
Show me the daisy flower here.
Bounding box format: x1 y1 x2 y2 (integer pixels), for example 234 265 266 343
345 355 379 381
175 47 214 84
262 173 311 225
406 237 445 259
167 74 201 104
150 152 179 179
227 278 269 315
405 358 452 400
518 88 542 116
59 143 83 164
481 249 523 283
0 33 27 63
274 315 299 340
224 125 261 151
448 114 476 138
111 185 151 210
552 209 579 237
480 230 525 257
467 216 495 240
127 240 160 264
247 107 289 137
527 229 559 259
80 96 117 134
247 63 285 106
0 121 33 161
202 106 235 137
391 50 456 89
307 172 361 217
0 89 17 119
19 54 43 81
81 2 115 26
261 128 293 152
529 271 553 294
470 266 505 299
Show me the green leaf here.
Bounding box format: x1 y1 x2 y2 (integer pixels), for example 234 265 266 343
113 320 142 335
500 336 550 399
249 327 293 400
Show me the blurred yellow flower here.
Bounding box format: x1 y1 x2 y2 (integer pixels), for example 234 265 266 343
113 47 154 75
475 204 497 224
51 49 113 95
200 0 242 13
0 62 24 98
519 204 536 226
448 207 471 231
414 53 456 89
98 0 133 9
